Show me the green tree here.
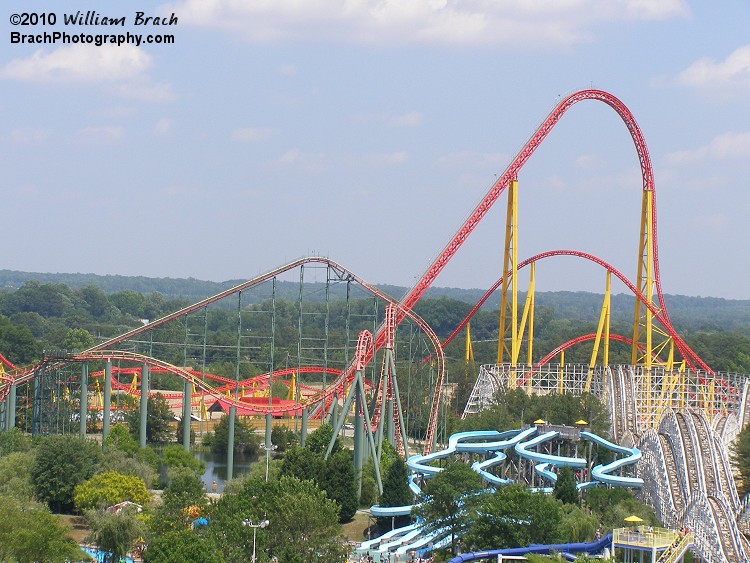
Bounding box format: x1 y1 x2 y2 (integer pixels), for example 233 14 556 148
0 315 40 364
0 426 32 455
463 485 563 551
583 487 657 532
96 448 158 489
2 281 72 318
74 471 151 512
161 444 205 474
87 507 147 563
322 449 358 522
270 424 298 453
280 440 359 522
31 434 102 513
202 414 259 454
0 451 35 502
733 425 750 496
412 461 484 555
305 422 341 455
144 529 220 563
280 445 325 483
150 467 210 537
0 495 85 562
554 465 579 505
558 504 598 543
110 290 147 318
127 393 175 444
208 476 349 562
378 456 412 531
162 467 208 512
77 285 112 320
62 327 95 351
104 423 139 455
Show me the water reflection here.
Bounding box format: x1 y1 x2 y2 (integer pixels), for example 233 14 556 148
194 450 259 493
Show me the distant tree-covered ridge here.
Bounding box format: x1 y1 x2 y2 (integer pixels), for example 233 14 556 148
2 268 750 330
1 273 750 374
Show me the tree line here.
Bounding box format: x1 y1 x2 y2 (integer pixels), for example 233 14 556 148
1 279 749 380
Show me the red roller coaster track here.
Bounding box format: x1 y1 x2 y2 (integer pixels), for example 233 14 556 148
398 90 662 314
0 89 711 453
437 250 711 374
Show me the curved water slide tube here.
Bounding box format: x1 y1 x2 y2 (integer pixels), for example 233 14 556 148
364 428 640 556
514 431 587 468
360 523 420 551
447 533 613 563
581 431 644 488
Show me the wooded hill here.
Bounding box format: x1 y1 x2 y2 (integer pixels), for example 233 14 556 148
1 269 749 333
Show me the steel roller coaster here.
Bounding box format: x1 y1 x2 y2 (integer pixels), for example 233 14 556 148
1 89 749 560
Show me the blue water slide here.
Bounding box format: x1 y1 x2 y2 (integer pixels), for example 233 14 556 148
395 527 450 555
370 504 414 517
514 431 587 468
470 427 538 486
472 453 513 486
407 430 521 476
581 431 644 488
446 533 613 563
535 462 558 486
360 523 419 550
366 427 639 559
378 525 425 552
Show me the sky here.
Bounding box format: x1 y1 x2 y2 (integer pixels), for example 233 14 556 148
2 1 750 300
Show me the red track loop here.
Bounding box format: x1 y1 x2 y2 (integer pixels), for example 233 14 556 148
439 250 712 374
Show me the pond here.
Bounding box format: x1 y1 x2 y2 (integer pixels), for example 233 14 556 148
193 449 261 493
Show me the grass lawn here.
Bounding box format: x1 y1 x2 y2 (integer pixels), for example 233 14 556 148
342 510 372 542
60 514 89 544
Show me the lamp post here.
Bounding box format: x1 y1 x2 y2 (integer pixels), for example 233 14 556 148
260 442 278 482
242 518 269 563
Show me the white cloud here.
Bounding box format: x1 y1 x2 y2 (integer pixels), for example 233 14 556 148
676 45 750 95
0 45 151 83
273 147 327 171
574 153 604 169
279 64 298 76
75 126 125 145
665 131 750 164
361 151 409 165
160 0 690 48
112 79 176 103
0 45 174 103
438 150 507 167
9 128 52 145
388 112 424 127
231 127 281 142
623 0 689 19
354 110 425 128
154 118 173 136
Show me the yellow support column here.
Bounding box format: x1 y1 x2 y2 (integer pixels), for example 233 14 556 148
558 350 565 395
286 372 297 401
587 272 611 393
498 178 519 386
632 189 655 414
511 264 535 392
465 322 475 383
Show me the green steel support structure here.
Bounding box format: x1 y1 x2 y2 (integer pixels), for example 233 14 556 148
139 364 149 448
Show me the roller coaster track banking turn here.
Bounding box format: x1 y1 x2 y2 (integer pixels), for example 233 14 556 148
3 258 446 423
0 89 715 454
436 250 710 373
396 89 679 368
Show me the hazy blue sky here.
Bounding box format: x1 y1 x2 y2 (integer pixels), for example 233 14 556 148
2 1 749 299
